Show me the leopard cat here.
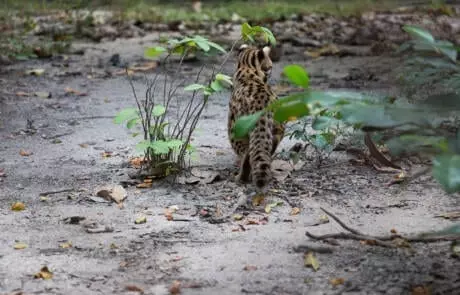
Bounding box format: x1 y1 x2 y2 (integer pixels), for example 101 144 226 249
227 44 285 191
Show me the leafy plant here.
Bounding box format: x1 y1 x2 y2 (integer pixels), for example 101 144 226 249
115 35 231 176
398 25 460 97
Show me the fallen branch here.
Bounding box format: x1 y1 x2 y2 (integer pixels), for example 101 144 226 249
305 207 460 247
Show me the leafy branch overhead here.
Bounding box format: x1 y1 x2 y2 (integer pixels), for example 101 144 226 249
144 35 226 59
241 22 277 45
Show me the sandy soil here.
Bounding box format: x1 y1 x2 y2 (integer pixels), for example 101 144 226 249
0 17 459 295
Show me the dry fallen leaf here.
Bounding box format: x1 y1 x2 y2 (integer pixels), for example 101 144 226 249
411 285 431 295
11 202 25 211
319 214 329 223
136 181 153 189
164 209 174 221
16 91 30 97
243 265 257 271
290 207 301 216
14 242 28 250
125 285 145 294
79 143 89 148
246 218 260 225
130 61 158 72
101 151 113 158
360 239 378 246
64 87 87 96
130 157 146 168
168 205 179 213
264 201 283 214
26 68 45 76
178 168 220 184
135 216 147 224
233 214 244 221
252 194 265 207
169 280 181 294
329 277 345 287
96 185 127 206
19 149 32 156
34 91 52 98
34 266 53 280
304 251 320 271
271 159 294 182
59 241 72 249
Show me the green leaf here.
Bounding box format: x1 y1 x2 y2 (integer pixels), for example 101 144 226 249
137 140 171 155
114 108 139 124
403 25 435 43
435 41 458 63
261 27 276 45
144 46 166 59
215 73 233 88
210 80 224 92
184 83 206 91
204 88 213 96
152 105 166 117
207 41 226 53
273 100 309 123
195 39 211 52
241 23 254 42
386 135 448 156
312 116 339 130
305 90 365 106
136 140 151 152
126 118 139 129
232 111 264 139
339 103 434 130
283 65 310 89
151 140 171 154
433 154 460 193
311 133 334 149
166 139 183 150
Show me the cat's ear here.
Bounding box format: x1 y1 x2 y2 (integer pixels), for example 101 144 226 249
258 46 271 61
262 46 271 56
238 44 249 52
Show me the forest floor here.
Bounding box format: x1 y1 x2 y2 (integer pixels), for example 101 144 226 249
0 3 460 295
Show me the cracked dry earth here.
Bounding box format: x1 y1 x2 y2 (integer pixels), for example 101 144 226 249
1 30 460 295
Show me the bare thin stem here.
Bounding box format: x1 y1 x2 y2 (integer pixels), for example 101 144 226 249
126 69 146 138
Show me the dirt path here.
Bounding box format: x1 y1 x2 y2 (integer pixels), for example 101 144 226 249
1 20 460 295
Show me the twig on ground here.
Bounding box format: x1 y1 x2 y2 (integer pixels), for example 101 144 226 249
305 207 460 247
292 244 335 254
171 218 194 222
39 188 84 196
320 207 363 235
